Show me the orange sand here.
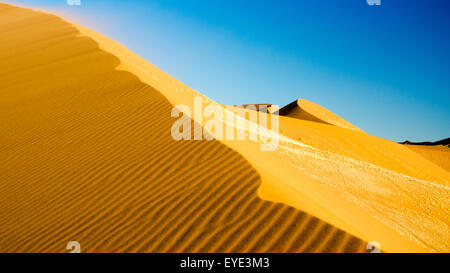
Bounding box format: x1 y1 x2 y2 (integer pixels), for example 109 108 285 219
0 3 448 253
0 3 366 253
278 99 364 132
406 145 450 172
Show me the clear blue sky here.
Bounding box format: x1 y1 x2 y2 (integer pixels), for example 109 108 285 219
5 0 450 142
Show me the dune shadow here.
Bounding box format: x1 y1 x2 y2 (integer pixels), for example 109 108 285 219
0 3 367 253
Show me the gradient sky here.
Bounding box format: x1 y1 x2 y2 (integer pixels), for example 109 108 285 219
5 0 450 142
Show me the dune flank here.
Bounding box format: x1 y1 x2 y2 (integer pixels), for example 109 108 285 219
276 114 449 185
406 145 450 173
0 3 448 253
223 105 448 252
278 99 364 132
0 3 369 253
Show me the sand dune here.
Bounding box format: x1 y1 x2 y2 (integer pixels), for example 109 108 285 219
406 145 450 173
0 3 368 253
400 138 449 172
0 3 448 253
223 108 448 252
278 99 364 132
400 138 450 147
276 114 449 185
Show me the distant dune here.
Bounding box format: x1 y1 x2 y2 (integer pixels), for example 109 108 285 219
0 3 448 253
399 138 450 173
400 138 450 147
400 138 450 172
406 145 450 173
278 99 364 132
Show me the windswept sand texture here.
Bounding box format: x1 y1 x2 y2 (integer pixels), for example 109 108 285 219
223 108 449 252
0 3 367 253
0 3 448 253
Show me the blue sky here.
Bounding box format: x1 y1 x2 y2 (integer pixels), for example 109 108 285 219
5 0 450 142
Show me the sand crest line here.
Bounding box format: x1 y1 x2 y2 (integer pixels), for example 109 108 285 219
0 2 370 253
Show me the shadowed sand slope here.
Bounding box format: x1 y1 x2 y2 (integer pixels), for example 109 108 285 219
401 138 450 172
279 99 364 132
400 138 450 172
406 145 450 172
0 3 367 253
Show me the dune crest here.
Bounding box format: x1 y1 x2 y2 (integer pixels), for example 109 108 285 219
278 99 364 132
71 19 449 251
0 3 367 253
0 3 448 253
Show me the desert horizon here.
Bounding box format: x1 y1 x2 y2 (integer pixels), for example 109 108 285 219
0 1 448 259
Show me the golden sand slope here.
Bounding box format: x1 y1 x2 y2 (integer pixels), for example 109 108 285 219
277 115 449 185
78 20 448 251
269 116 449 252
222 107 448 252
0 3 368 253
278 99 364 132
406 145 450 172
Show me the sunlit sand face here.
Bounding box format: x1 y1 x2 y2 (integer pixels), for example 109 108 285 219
0 3 448 253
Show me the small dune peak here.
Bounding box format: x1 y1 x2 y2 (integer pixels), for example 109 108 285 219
278 99 364 132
